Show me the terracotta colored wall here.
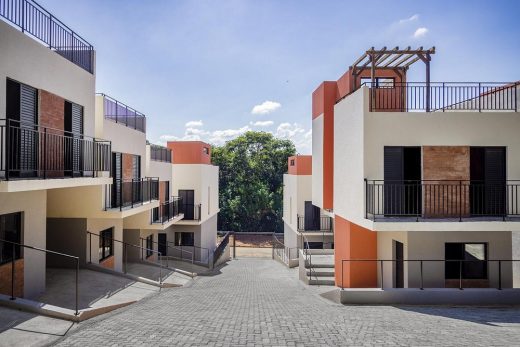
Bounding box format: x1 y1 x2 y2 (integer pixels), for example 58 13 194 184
166 141 211 164
334 215 377 288
159 181 167 203
287 155 312 175
423 146 470 217
122 153 134 180
100 255 114 270
0 259 24 297
39 89 65 177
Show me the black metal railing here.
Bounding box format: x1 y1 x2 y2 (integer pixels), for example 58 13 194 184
180 203 201 221
87 232 167 284
365 179 520 221
0 0 94 73
0 239 80 315
271 234 298 266
150 144 172 163
297 215 333 232
98 93 146 133
104 177 159 211
339 259 520 290
363 82 519 112
0 119 111 180
213 231 231 266
151 196 182 224
142 238 196 277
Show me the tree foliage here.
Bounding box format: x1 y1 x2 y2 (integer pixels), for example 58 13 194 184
212 131 296 233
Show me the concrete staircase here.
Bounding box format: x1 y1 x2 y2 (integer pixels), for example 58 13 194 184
299 249 335 286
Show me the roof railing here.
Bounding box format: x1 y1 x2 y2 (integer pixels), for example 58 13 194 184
0 0 94 73
97 93 147 133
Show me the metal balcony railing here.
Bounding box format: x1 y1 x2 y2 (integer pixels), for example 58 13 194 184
151 196 182 224
363 82 519 112
0 0 94 73
0 119 111 180
179 203 201 221
297 215 333 232
98 94 146 133
150 144 172 163
104 177 159 211
365 179 520 221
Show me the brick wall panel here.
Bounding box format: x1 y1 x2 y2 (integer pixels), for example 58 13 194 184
39 90 65 177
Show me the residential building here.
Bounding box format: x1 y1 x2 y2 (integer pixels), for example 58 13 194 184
306 47 520 298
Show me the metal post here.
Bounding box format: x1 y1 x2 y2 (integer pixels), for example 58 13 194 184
379 260 384 289
124 243 127 273
48 15 52 48
43 128 47 179
21 0 25 33
459 180 462 222
119 180 123 212
89 232 92 264
459 260 463 290
233 233 236 259
498 260 502 290
365 179 368 219
6 120 10 181
10 243 15 300
425 56 431 112
420 260 423 290
75 258 79 316
159 253 163 285
478 82 481 112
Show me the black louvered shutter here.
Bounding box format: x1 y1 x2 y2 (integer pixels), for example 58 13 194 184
19 84 38 177
71 103 84 176
484 147 506 215
112 153 122 207
384 147 404 215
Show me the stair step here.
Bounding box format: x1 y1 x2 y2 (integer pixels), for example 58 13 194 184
305 262 334 269
306 270 334 277
309 278 336 286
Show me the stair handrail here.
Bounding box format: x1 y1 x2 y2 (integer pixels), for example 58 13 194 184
300 233 317 282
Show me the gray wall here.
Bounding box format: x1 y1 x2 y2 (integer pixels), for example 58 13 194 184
46 218 87 268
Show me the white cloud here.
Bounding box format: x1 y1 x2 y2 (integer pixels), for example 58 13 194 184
413 27 429 38
209 126 251 145
185 120 203 127
275 122 305 139
251 100 281 115
250 120 274 127
399 14 419 24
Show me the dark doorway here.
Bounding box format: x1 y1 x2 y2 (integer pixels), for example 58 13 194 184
470 147 506 216
384 147 422 216
158 233 167 256
305 242 323 249
111 152 122 208
64 101 84 177
304 201 320 230
179 190 195 220
394 240 404 288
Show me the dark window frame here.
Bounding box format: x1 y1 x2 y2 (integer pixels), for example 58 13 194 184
445 242 488 280
99 228 114 261
146 234 153 258
174 232 194 247
0 212 23 265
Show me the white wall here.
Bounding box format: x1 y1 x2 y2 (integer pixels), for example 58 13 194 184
172 164 219 223
86 218 123 272
312 116 324 209
0 20 95 138
283 174 312 232
0 190 47 298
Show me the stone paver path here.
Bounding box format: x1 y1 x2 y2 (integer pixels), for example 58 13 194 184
52 259 520 346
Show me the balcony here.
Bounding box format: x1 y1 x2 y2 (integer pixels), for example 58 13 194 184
297 215 333 232
151 196 183 224
365 179 520 222
0 0 94 73
0 119 111 180
364 82 519 112
99 94 146 133
180 203 201 221
150 144 172 163
104 177 159 211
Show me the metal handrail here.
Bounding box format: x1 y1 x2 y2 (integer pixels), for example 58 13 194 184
150 144 172 163
340 258 520 291
97 93 146 133
140 238 195 277
87 231 165 284
213 231 231 266
151 196 183 224
300 233 317 282
0 0 94 72
105 177 159 211
271 234 298 266
0 238 80 315
180 203 202 221
170 242 211 266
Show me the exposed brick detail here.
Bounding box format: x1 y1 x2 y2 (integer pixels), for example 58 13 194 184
423 146 470 217
39 90 65 177
100 255 114 270
159 181 167 203
0 259 24 297
122 154 134 181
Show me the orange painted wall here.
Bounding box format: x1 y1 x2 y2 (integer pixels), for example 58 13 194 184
287 155 312 175
334 215 377 288
166 141 212 164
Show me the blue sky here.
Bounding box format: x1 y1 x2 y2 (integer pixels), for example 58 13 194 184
44 0 519 153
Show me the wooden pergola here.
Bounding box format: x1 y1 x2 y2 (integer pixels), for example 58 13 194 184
351 46 436 111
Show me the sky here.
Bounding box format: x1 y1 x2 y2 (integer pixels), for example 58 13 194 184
43 0 520 154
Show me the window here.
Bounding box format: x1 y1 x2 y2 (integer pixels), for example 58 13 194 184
0 212 22 265
174 232 194 246
146 234 153 257
290 159 295 166
203 147 209 155
445 243 487 280
360 77 395 88
99 228 113 261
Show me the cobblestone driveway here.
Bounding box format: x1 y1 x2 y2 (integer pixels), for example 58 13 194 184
55 259 520 346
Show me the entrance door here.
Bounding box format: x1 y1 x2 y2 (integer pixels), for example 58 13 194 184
179 190 195 220
470 147 506 215
394 241 404 288
304 201 320 230
158 233 167 256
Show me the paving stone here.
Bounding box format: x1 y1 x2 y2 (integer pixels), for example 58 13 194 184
54 258 520 346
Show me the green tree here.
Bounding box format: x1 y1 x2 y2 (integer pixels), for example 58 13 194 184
212 131 296 232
